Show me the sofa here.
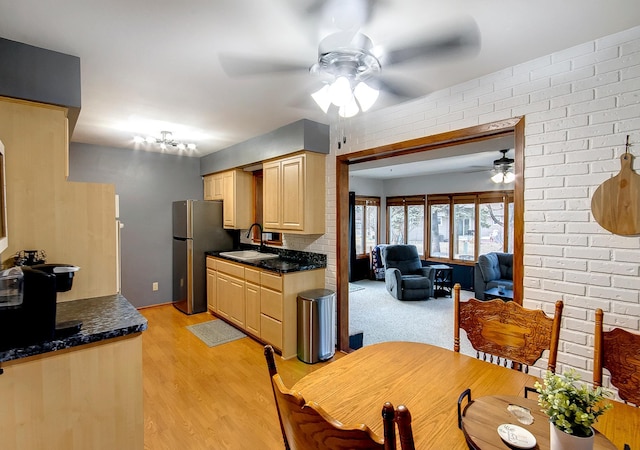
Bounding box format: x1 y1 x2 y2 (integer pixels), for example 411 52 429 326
474 252 513 300
382 244 435 300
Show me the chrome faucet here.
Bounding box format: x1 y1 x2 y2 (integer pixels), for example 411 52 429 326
246 223 264 252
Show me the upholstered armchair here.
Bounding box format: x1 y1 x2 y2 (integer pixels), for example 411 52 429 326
474 252 513 300
382 245 435 300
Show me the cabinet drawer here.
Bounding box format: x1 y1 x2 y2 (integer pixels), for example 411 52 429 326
261 314 282 349
245 267 261 284
261 271 283 291
217 260 245 278
206 257 217 270
261 287 282 321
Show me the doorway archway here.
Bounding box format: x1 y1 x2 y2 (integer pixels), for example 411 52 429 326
336 117 525 353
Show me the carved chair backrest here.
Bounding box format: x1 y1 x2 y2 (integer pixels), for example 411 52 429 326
453 284 563 373
264 345 415 450
594 309 640 406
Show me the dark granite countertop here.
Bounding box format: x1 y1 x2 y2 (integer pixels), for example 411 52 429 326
206 246 327 274
0 294 147 364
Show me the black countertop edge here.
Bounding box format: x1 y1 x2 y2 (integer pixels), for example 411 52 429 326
206 247 327 273
0 294 147 364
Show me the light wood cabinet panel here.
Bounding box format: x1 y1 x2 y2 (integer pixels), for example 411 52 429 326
0 98 116 301
203 175 214 200
227 276 245 329
281 156 304 229
208 256 325 358
261 314 283 349
262 161 281 229
217 260 245 279
0 334 143 450
204 173 224 201
261 286 283 321
245 281 261 337
216 273 231 320
262 152 326 234
206 267 217 312
222 169 253 229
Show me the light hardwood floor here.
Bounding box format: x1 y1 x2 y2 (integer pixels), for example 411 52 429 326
140 305 338 449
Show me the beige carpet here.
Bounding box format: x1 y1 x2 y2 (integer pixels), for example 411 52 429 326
348 279 476 357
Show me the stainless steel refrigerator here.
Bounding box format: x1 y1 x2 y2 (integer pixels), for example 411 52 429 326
172 200 236 314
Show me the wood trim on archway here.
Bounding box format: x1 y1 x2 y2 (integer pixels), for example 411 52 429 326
336 117 525 354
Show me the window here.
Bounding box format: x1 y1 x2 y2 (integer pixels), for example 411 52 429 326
427 191 514 262
355 196 380 257
386 196 425 256
453 198 475 260
429 202 450 258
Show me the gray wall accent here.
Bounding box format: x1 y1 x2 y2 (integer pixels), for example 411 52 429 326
0 37 81 131
200 119 329 175
68 143 203 308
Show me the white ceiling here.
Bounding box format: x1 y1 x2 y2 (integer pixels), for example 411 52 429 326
349 135 514 179
1 1 639 157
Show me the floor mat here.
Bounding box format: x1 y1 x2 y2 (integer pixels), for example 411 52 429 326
186 319 247 347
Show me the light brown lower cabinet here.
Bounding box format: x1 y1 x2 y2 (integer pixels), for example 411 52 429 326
206 256 325 358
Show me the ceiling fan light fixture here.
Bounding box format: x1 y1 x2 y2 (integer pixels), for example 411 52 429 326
339 97 359 118
311 84 332 113
354 81 379 112
503 171 515 183
491 171 504 183
329 76 353 107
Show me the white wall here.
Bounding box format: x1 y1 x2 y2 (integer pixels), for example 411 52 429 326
312 25 640 382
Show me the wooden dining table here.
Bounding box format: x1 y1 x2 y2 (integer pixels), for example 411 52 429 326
292 341 639 449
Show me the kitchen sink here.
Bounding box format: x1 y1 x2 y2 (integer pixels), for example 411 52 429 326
219 250 279 262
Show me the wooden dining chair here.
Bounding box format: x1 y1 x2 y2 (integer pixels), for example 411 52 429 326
264 345 415 450
594 308 640 406
453 284 563 373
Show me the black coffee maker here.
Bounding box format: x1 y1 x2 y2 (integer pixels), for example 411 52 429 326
0 266 57 351
0 263 80 352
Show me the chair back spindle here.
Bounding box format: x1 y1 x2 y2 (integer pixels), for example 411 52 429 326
593 309 640 406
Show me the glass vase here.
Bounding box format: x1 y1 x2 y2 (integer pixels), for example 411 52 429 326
549 423 594 450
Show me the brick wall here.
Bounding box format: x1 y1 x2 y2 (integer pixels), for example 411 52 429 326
310 25 640 383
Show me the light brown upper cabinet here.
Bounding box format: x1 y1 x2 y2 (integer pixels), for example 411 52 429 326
203 172 224 200
262 151 325 234
222 169 253 229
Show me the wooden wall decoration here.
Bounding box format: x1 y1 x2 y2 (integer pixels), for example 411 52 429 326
591 136 640 236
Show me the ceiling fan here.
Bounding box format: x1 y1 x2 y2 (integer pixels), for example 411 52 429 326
218 0 480 118
491 149 515 183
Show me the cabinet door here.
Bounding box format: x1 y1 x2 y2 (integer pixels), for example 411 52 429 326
212 173 224 200
222 171 235 228
206 268 217 312
245 282 261 336
262 161 281 229
203 175 215 200
216 273 230 319
227 275 245 329
280 155 304 230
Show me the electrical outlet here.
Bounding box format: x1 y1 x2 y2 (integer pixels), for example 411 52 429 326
152 282 158 291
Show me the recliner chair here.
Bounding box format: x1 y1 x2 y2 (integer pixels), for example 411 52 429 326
382 245 435 300
474 252 513 300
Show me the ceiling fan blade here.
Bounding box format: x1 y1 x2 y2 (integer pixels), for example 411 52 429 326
218 54 309 78
368 74 430 100
383 17 480 66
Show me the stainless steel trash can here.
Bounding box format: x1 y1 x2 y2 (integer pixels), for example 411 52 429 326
297 289 336 364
